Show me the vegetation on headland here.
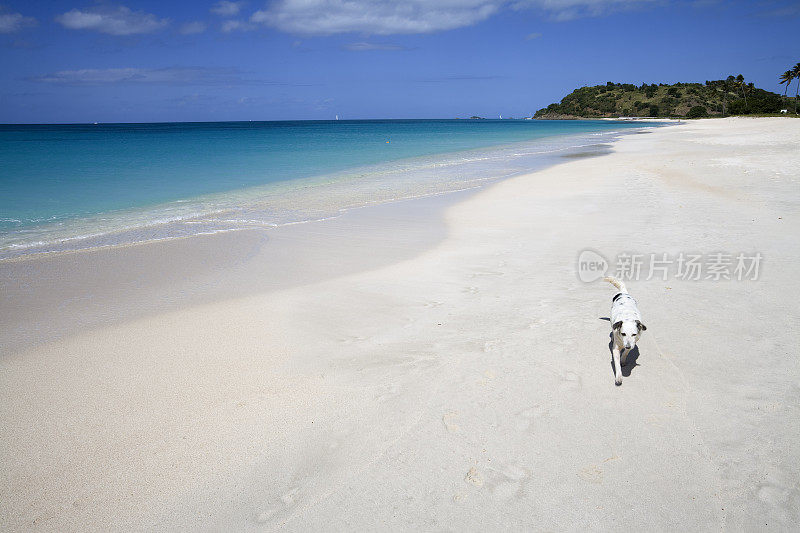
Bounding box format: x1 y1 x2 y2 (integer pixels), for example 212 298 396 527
779 62 800 114
535 68 799 119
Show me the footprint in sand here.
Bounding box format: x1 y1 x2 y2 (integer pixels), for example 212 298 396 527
462 286 480 294
558 371 582 392
492 479 522 500
465 467 484 487
513 405 547 432
513 417 531 432
339 335 367 344
400 353 438 370
255 486 301 523
500 463 529 481
476 369 496 387
481 462 530 500
469 267 504 278
756 482 791 506
375 383 400 402
492 479 521 499
578 465 603 484
281 487 299 505
578 455 619 485
256 509 277 523
442 411 461 433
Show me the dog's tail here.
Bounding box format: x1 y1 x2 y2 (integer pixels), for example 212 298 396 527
603 276 627 293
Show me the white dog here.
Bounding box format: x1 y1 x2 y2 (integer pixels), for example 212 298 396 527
604 276 646 385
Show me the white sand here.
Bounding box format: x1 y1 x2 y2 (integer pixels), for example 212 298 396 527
1 117 799 531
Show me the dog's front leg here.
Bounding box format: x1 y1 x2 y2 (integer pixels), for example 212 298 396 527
621 348 629 366
612 345 622 385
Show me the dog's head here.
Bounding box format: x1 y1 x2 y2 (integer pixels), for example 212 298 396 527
612 320 646 350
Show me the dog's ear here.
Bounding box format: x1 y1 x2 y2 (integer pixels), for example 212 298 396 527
612 321 623 331
636 320 647 331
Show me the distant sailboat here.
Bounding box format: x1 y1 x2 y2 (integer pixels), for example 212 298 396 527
499 114 502 119
335 114 339 121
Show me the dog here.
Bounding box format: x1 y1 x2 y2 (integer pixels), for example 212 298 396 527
604 276 646 385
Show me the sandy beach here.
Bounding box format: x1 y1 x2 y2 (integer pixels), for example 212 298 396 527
1 117 798 530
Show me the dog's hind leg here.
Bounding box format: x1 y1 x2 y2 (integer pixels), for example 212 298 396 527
612 346 623 385
621 348 630 366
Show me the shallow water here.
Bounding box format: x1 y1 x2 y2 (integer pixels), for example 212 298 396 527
0 119 660 259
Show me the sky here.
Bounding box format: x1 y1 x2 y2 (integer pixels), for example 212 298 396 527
0 0 797 123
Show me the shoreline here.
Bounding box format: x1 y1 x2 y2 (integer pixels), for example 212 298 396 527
0 129 636 354
0 190 458 354
1 118 798 531
0 122 657 261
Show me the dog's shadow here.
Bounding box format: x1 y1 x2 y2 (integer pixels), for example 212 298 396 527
599 317 640 378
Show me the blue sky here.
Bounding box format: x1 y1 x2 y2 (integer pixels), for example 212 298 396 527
0 1 796 123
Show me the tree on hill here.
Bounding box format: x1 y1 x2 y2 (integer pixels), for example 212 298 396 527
724 75 736 114
687 106 707 118
793 62 800 114
735 74 748 109
779 70 793 96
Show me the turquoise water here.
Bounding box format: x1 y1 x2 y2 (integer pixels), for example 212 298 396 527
0 119 658 258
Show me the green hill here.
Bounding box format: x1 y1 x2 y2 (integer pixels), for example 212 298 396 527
535 76 793 119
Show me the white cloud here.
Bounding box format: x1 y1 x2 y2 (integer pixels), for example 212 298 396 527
250 0 502 35
211 1 245 17
180 21 207 34
56 5 168 35
220 19 255 32
512 0 659 21
343 41 407 51
525 31 542 39
248 0 659 35
0 9 36 33
28 67 248 85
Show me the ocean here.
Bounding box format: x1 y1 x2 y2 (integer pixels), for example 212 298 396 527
0 119 660 259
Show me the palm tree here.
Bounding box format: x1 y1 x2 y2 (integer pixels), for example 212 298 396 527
779 70 794 96
793 63 800 114
722 75 736 115
735 74 748 109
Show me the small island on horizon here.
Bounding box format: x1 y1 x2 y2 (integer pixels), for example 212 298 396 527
534 70 799 120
